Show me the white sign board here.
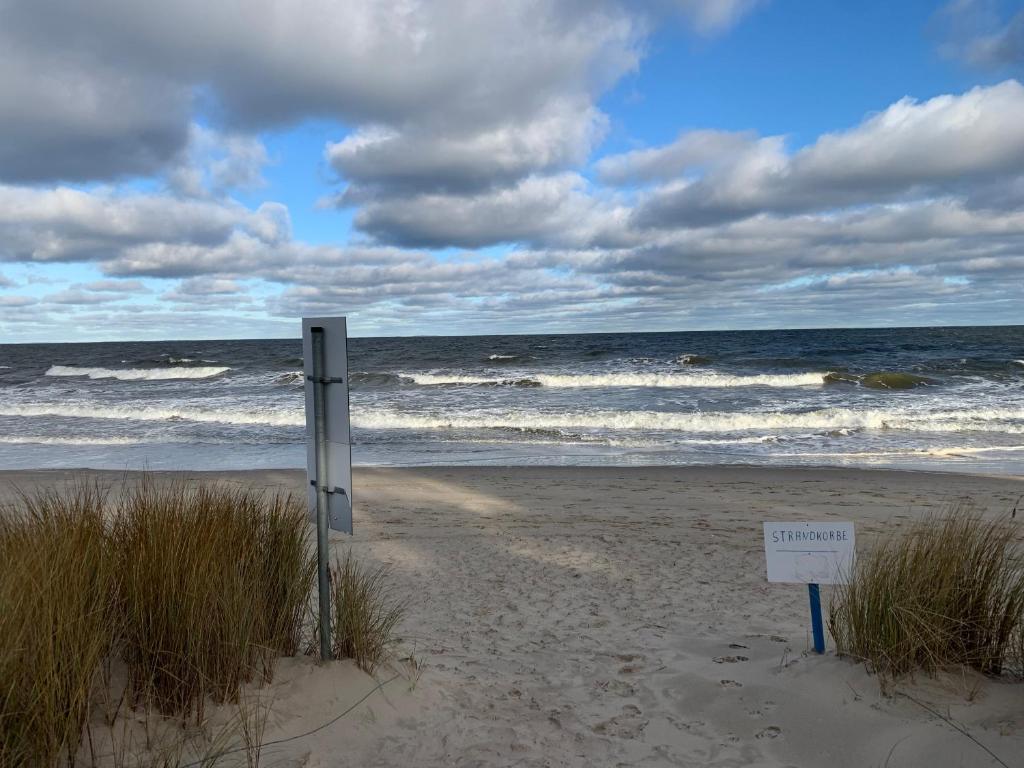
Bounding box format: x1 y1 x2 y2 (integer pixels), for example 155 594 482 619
303 317 353 534
763 522 855 584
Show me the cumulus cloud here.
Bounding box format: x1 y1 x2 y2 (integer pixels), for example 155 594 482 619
628 81 1024 228
0 0 648 185
328 100 608 197
0 185 289 265
168 126 270 197
0 2 1021 337
352 174 631 249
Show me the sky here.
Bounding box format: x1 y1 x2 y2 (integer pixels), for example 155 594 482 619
1 0 1023 342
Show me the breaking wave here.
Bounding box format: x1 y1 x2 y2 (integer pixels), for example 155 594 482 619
0 403 303 427
45 365 230 381
351 406 1024 434
0 435 147 446
399 371 828 388
823 371 934 389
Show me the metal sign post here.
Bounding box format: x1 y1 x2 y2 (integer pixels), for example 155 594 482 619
303 317 353 662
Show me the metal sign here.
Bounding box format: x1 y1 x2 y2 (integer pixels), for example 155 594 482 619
303 316 353 662
763 521 855 585
302 317 352 534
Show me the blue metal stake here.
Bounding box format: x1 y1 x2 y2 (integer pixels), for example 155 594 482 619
808 583 825 654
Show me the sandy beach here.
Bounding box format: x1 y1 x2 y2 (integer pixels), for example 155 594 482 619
4 465 1023 768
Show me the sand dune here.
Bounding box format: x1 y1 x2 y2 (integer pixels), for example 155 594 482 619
3 465 1022 767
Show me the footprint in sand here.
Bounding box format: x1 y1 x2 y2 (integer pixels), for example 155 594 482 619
720 679 743 688
713 655 749 664
592 705 648 739
755 726 782 739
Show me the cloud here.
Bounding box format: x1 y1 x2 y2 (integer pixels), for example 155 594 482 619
667 0 763 35
937 1 1024 69
80 279 149 293
176 278 244 296
328 100 608 197
0 0 648 186
0 295 38 308
628 80 1024 228
596 129 759 185
168 126 270 197
0 185 289 266
352 174 631 249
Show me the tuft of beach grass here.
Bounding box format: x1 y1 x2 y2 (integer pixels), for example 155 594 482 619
0 477 326 766
330 553 407 674
829 501 1024 680
112 479 315 720
0 483 114 767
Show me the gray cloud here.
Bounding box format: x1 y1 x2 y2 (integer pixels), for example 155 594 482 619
0 185 289 266
0 4 1021 340
328 100 608 197
80 279 149 293
0 0 650 186
627 81 1024 228
937 1 1024 69
352 174 631 249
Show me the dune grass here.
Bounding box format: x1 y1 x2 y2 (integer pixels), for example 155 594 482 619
0 477 407 767
330 553 406 674
113 480 315 720
829 503 1024 679
0 484 114 767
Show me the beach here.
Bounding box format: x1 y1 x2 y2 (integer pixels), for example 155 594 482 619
4 465 1023 767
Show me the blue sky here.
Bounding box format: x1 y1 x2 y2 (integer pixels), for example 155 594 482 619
1 0 1023 341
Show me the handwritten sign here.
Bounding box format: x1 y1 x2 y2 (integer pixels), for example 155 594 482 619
763 522 855 585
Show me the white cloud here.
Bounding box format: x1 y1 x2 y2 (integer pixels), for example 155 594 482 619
352 173 631 249
630 80 1024 227
668 0 763 35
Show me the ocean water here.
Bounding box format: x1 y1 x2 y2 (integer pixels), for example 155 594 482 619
0 326 1022 474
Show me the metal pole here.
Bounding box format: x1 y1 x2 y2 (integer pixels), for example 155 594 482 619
808 583 825 654
312 328 333 661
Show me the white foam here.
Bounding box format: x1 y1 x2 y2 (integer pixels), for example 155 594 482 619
532 372 827 388
488 354 518 360
0 402 303 427
45 365 230 381
1014 360 1024 366
351 406 1024 434
0 435 145 446
400 371 828 388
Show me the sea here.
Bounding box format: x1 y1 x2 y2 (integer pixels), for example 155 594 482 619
0 326 1022 475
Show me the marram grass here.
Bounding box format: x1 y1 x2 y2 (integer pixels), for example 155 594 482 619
112 480 316 720
0 478 405 767
330 553 407 674
0 483 113 768
829 503 1024 679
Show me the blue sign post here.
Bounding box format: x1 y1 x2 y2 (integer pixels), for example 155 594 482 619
764 521 856 656
807 583 825 654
